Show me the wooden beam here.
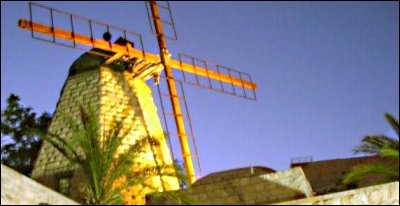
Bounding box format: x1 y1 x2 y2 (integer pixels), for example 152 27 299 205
18 19 257 90
149 0 197 184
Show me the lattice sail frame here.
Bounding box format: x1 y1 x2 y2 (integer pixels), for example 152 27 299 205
27 2 147 61
20 2 257 95
178 53 257 100
153 76 203 179
145 1 178 40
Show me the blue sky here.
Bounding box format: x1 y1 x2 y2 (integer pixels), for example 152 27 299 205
1 1 399 177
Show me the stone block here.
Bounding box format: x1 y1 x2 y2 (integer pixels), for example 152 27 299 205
240 177 251 185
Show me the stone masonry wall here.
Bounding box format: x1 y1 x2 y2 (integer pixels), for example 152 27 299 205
99 67 179 204
293 155 399 195
31 64 179 204
32 69 100 178
147 167 313 205
1 164 79 205
274 181 399 205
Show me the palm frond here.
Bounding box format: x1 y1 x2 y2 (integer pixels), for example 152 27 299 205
345 113 400 187
380 147 399 159
353 135 399 154
385 113 399 138
40 132 82 164
342 163 399 185
41 105 175 204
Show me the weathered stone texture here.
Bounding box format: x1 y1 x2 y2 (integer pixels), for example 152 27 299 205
274 181 399 205
99 67 179 205
31 64 179 204
293 155 399 195
193 166 275 186
147 167 313 205
32 69 100 178
1 164 79 205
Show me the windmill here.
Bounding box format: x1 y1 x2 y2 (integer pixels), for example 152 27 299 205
18 0 257 195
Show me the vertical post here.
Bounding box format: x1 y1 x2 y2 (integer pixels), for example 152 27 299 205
50 9 55 43
149 1 196 185
70 14 76 48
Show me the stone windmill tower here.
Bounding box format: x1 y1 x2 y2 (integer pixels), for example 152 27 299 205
19 1 257 204
30 44 179 204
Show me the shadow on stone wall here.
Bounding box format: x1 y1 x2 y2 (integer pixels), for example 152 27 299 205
147 167 313 205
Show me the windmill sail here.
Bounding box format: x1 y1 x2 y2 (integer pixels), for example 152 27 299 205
145 1 178 40
18 1 258 187
21 2 258 95
177 53 257 100
25 2 146 61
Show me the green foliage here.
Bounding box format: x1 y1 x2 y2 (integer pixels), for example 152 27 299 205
173 159 189 188
41 106 159 205
380 146 399 159
148 190 198 205
353 135 398 155
1 93 52 176
342 163 398 185
343 113 399 185
385 113 400 138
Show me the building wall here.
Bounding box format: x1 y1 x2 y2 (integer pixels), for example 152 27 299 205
147 167 313 205
31 58 179 204
293 155 399 195
99 67 179 204
1 164 79 205
32 69 101 179
192 166 275 186
274 181 399 205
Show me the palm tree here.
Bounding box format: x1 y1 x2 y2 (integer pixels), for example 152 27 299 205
41 106 159 204
343 113 399 185
173 159 189 188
